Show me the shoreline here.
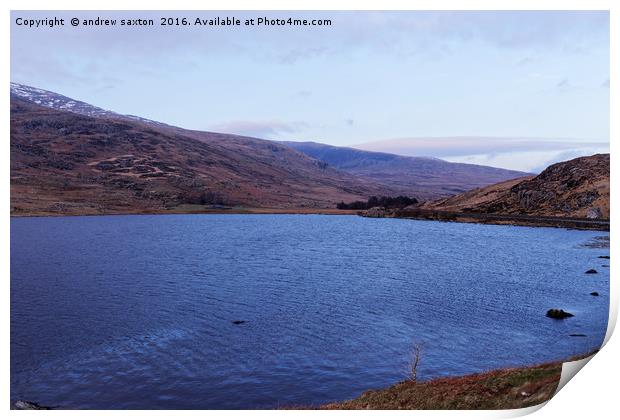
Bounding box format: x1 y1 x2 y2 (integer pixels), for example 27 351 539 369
10 206 611 231
315 351 598 410
362 208 610 231
9 207 360 218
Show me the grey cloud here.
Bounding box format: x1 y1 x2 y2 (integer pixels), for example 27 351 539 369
556 79 570 88
515 56 535 67
11 11 609 73
294 90 312 98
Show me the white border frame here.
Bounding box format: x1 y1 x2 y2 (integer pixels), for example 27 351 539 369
3 1 616 419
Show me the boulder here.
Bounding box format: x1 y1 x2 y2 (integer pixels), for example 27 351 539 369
586 207 603 219
590 292 599 296
546 309 574 319
585 269 598 274
232 320 246 325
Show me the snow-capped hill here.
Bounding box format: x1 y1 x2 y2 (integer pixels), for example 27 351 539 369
10 82 169 128
124 114 169 127
10 82 115 118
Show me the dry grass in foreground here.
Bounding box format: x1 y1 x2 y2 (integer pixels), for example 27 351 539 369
321 361 564 410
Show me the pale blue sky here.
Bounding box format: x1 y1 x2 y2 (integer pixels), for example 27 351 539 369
11 11 609 171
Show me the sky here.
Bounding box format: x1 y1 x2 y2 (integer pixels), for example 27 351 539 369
10 10 610 172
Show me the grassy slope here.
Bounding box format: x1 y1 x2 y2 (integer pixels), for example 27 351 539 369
322 360 567 410
282 141 529 200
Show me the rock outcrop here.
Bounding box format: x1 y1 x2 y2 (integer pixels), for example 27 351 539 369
424 154 609 219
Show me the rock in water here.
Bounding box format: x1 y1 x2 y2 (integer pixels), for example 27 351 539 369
585 269 598 274
232 320 246 325
590 292 600 296
546 309 574 319
598 256 610 259
14 400 50 410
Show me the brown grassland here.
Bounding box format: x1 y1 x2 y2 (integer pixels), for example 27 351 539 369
321 361 562 410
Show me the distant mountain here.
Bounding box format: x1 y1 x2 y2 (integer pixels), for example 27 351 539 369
10 94 396 216
282 141 529 199
423 154 609 218
352 136 610 169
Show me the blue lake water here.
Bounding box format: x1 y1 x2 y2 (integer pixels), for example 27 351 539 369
10 214 609 409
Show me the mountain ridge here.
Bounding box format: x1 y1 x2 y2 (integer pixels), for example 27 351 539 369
10 82 555 216
10 82 170 128
11 96 395 215
282 141 530 199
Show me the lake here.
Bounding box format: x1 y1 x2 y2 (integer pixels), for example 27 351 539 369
10 214 609 409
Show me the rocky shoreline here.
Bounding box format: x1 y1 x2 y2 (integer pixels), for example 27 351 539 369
319 352 597 410
360 207 610 231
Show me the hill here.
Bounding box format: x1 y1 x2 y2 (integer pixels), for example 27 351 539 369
11 83 535 216
423 154 610 219
10 97 395 216
282 141 529 200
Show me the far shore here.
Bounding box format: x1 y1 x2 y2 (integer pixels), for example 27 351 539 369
9 206 360 218
362 208 610 231
9 205 610 231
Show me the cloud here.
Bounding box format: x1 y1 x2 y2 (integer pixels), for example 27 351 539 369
602 78 610 88
294 90 312 98
354 136 607 156
445 148 608 173
515 56 535 67
345 118 354 126
275 46 328 64
556 79 570 88
9 10 609 146
208 119 309 139
528 148 607 172
11 11 609 80
353 137 609 172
